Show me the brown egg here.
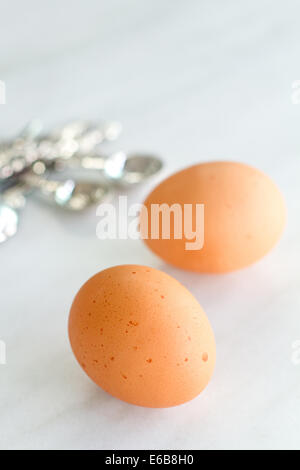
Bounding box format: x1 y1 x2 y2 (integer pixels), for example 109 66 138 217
142 161 286 273
69 265 216 408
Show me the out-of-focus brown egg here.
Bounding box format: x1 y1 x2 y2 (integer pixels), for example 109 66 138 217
142 161 286 273
69 265 216 408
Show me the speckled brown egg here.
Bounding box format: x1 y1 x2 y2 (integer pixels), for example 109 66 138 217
68 265 216 408
142 161 286 273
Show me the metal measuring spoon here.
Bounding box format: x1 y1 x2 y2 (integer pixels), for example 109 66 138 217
24 150 161 211
21 171 110 211
57 151 163 186
0 182 28 243
53 180 110 211
0 203 19 243
105 152 163 186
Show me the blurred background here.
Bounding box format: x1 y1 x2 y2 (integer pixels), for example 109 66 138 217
0 0 299 450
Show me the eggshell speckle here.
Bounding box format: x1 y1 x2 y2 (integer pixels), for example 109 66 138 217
143 161 286 273
69 265 216 408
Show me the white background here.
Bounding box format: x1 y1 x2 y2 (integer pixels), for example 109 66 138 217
0 0 299 450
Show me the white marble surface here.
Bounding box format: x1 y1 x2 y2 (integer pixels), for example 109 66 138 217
0 0 300 450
